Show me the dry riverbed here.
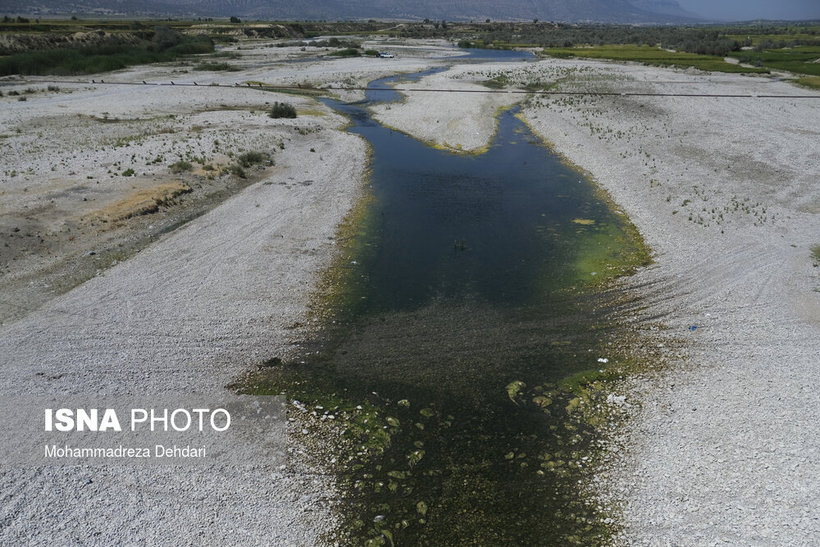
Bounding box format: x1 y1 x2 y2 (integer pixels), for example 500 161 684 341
1 38 818 544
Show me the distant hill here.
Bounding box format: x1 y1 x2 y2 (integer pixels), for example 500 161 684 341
8 0 703 23
627 0 700 20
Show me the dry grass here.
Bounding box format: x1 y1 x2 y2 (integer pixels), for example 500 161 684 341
91 181 191 222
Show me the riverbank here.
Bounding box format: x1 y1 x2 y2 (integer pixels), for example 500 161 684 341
0 43 440 544
525 61 820 543
380 57 820 542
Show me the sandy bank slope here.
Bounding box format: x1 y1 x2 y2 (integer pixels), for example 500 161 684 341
0 107 367 545
374 57 820 542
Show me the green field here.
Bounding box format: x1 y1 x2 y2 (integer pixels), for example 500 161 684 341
542 44 769 74
794 75 820 89
728 45 820 76
727 33 817 44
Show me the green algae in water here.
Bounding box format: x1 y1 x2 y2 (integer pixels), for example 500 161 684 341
255 77 647 545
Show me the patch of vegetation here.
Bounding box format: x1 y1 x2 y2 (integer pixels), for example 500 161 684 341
269 101 297 118
811 245 820 266
236 151 271 168
482 74 511 89
379 21 819 77
728 45 820 77
311 37 362 49
726 28 820 47
210 50 241 59
169 160 192 173
193 61 239 71
795 75 820 89
226 164 246 178
330 47 361 57
0 27 213 76
543 44 768 74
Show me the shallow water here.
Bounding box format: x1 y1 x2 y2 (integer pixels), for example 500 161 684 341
324 74 631 314
271 69 645 544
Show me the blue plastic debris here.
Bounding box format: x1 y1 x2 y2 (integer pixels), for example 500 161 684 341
689 325 698 331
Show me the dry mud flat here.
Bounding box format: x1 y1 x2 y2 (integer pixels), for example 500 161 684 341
381 59 820 542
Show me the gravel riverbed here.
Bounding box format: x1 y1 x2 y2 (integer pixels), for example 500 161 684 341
1 41 818 544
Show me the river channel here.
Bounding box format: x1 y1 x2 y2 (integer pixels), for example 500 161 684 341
251 57 648 544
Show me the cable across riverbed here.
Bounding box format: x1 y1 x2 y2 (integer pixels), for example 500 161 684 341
7 77 820 99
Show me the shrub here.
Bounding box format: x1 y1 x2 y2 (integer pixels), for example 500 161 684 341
169 160 192 173
227 164 246 178
122 168 135 176
331 48 361 57
269 102 297 119
237 151 270 168
194 61 238 71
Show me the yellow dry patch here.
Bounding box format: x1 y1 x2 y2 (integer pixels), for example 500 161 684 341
572 218 596 225
92 181 191 222
297 107 328 117
190 164 222 176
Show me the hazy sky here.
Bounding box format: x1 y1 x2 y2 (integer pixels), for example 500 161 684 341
676 0 820 21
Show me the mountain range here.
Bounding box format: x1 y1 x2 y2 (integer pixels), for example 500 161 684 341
5 0 703 23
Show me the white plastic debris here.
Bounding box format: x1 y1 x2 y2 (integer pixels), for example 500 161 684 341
607 393 627 407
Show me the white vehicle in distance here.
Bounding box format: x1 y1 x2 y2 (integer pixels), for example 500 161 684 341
378 51 395 58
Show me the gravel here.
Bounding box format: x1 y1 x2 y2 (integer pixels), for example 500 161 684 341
523 61 820 544
0 49 370 544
